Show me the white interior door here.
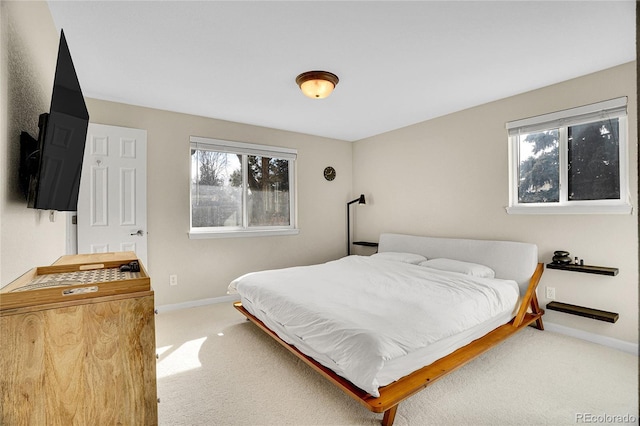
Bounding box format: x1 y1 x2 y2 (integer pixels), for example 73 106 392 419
77 124 148 268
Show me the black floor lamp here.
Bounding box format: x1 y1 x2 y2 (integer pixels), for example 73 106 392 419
347 194 366 255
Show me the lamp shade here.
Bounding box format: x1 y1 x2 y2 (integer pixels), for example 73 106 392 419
296 71 339 99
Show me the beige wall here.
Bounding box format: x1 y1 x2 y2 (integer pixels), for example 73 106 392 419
85 99 353 306
353 62 638 344
1 1 65 286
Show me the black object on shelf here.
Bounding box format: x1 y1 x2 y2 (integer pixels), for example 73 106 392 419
546 263 618 276
353 241 379 247
552 250 572 264
546 301 619 323
346 195 366 255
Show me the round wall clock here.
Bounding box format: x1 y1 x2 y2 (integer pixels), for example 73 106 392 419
323 166 336 181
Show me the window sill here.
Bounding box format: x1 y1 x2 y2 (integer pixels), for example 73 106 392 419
188 228 300 239
506 202 633 215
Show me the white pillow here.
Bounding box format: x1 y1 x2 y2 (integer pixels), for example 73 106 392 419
371 252 427 265
419 258 495 278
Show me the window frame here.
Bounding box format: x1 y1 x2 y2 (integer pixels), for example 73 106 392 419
188 136 298 239
506 97 632 215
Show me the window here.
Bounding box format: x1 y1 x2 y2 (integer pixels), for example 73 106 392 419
189 136 298 238
506 97 631 214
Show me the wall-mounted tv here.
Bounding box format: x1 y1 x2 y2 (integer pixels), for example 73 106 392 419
19 29 89 212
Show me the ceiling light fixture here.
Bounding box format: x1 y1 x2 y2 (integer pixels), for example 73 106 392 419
295 70 339 99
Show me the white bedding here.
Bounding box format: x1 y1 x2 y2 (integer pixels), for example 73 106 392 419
228 255 519 397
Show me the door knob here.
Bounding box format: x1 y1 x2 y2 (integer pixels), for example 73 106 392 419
131 230 144 236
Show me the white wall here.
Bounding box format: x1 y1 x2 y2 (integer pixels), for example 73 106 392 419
84 99 353 306
353 62 638 345
1 1 66 286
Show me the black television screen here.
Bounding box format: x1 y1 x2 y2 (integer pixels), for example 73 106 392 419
20 30 89 211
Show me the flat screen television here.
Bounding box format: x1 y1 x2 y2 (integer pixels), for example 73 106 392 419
19 29 89 211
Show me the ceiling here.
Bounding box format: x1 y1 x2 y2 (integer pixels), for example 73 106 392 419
47 1 636 142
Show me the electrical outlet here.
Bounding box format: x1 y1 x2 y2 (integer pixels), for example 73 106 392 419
169 274 178 286
546 286 556 300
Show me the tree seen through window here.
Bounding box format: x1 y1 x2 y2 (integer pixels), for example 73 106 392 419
191 146 292 229
517 118 620 204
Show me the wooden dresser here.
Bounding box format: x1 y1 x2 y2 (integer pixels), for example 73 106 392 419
0 253 158 425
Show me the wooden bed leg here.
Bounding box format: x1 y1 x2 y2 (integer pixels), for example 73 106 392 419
530 291 545 330
382 405 398 426
513 263 544 328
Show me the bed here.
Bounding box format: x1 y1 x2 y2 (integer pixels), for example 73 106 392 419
229 233 544 425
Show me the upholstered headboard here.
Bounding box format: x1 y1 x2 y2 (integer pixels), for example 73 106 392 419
378 233 538 294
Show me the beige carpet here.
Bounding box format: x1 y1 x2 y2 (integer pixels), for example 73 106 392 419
155 302 638 426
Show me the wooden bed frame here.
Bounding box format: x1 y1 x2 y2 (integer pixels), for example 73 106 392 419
233 261 544 426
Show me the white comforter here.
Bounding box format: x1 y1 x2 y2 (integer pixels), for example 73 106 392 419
228 255 519 397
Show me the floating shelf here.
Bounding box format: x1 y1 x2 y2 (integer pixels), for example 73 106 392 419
353 241 379 247
546 263 618 276
546 301 619 323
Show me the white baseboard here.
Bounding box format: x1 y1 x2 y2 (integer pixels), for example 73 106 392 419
544 321 638 355
156 294 240 314
156 298 638 355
